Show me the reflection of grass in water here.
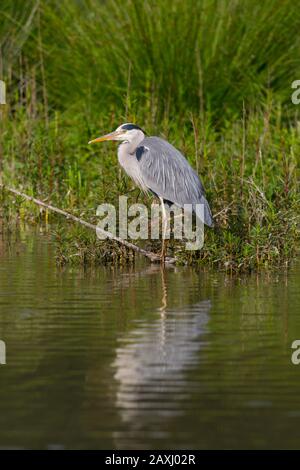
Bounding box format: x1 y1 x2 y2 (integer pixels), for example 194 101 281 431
0 0 299 271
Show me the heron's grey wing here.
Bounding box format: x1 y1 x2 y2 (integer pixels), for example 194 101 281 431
136 137 214 227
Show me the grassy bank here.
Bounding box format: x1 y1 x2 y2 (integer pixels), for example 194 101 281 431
0 0 299 271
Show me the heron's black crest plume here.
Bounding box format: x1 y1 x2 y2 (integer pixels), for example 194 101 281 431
121 123 146 134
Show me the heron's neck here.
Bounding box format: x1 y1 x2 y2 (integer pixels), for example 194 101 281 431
119 132 145 154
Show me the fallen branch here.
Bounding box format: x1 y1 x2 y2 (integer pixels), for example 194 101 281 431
0 185 176 264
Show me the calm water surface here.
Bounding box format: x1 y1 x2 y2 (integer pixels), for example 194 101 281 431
0 228 300 449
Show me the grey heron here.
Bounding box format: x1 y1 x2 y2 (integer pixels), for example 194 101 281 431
89 123 213 259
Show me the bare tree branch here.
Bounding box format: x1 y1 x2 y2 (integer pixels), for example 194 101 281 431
0 184 176 264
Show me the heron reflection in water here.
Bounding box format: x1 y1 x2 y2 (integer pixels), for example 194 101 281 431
111 266 211 446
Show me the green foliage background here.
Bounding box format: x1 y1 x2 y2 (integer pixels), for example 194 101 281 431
0 0 299 270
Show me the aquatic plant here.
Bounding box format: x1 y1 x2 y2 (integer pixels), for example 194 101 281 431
0 0 299 271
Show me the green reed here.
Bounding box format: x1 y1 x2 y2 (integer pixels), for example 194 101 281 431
0 0 299 271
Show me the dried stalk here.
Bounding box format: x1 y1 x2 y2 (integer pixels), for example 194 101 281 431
0 184 176 264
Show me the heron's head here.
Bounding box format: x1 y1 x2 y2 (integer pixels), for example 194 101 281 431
88 123 145 145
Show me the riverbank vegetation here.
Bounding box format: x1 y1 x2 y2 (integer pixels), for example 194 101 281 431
0 0 299 271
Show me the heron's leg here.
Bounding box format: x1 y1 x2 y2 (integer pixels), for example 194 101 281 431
135 188 142 203
159 198 168 262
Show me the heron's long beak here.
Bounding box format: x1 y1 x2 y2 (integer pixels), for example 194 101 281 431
88 131 121 144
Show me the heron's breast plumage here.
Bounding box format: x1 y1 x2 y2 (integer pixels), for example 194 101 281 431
117 143 148 190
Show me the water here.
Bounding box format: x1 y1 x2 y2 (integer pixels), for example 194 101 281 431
0 228 300 449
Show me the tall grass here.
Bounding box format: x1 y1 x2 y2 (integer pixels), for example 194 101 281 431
2 0 300 120
0 0 299 270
